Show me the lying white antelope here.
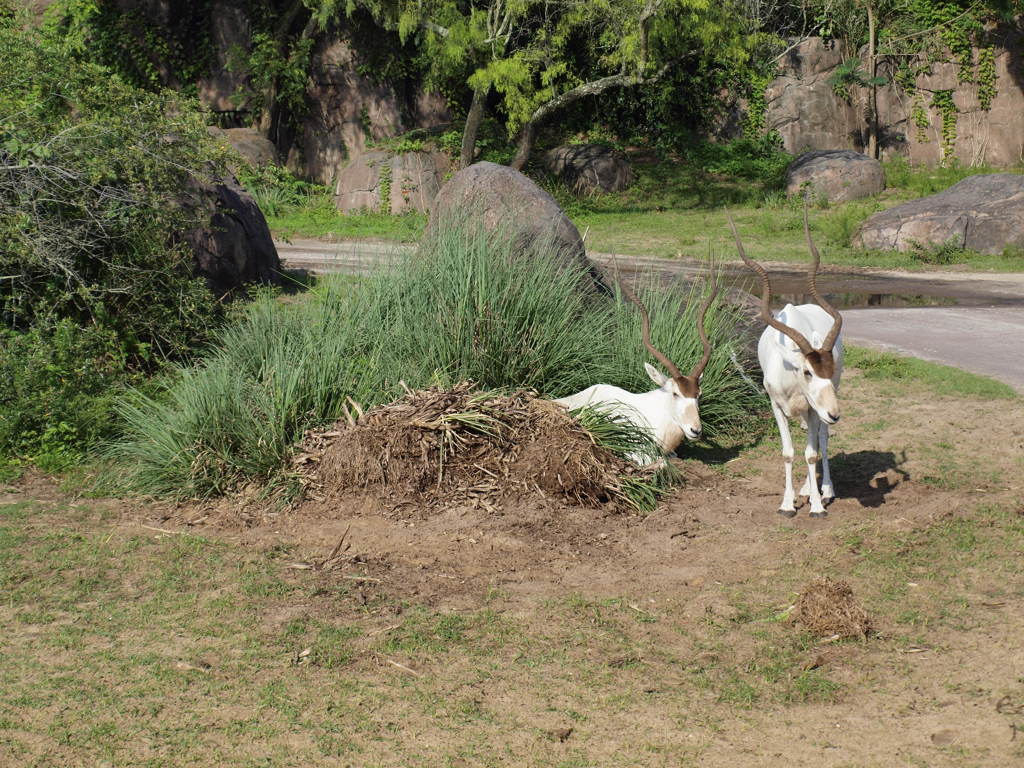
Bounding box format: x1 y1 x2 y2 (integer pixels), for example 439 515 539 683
729 208 843 517
554 276 718 466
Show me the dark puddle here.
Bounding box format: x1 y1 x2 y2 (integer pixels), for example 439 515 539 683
771 290 959 310
724 273 1024 311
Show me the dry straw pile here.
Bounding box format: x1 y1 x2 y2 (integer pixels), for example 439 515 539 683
294 383 655 513
795 577 873 639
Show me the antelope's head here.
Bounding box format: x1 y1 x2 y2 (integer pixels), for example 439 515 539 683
618 273 718 442
729 207 844 425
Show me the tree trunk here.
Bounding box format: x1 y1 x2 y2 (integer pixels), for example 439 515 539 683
509 71 643 170
460 87 488 169
867 2 878 159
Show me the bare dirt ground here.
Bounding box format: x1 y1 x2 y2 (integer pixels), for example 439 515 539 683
2 370 1024 767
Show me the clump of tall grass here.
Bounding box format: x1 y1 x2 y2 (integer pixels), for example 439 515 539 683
108 225 763 498
816 201 883 247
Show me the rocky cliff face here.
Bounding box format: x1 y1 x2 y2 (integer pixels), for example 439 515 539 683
766 38 862 153
765 29 1024 167
285 37 450 186
97 1 450 186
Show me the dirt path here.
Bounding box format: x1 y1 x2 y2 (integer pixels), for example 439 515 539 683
274 238 1024 304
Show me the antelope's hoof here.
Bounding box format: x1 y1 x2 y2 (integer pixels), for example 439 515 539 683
777 508 797 518
809 510 828 519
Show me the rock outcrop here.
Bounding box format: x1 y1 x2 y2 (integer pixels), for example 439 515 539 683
184 178 281 294
335 149 451 215
286 38 451 186
767 39 862 153
543 144 634 194
765 31 1024 167
208 127 280 168
785 150 885 203
854 173 1024 254
427 162 608 292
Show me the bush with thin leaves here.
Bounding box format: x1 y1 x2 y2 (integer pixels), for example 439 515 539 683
108 225 763 498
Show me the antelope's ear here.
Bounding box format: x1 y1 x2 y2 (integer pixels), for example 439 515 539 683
810 330 824 350
644 362 668 387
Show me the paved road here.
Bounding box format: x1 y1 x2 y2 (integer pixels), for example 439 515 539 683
842 307 1024 391
275 238 1024 390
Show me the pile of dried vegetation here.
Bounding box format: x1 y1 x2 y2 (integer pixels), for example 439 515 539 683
795 577 873 639
293 383 668 514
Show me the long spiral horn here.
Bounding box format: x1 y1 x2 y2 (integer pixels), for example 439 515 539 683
727 213 815 356
802 203 843 351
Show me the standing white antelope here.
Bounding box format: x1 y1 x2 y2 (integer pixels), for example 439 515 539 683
554 276 718 466
729 208 844 517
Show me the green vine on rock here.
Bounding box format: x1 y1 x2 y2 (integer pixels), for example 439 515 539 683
44 0 212 96
930 89 957 164
977 46 996 111
378 161 392 214
911 92 930 143
742 71 772 137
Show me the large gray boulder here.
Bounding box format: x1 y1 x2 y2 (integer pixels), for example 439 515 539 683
543 144 634 194
184 178 281 295
335 149 450 215
427 161 608 292
208 127 280 169
786 150 885 203
854 174 1024 254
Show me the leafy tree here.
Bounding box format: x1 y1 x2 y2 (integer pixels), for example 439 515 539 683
399 0 754 168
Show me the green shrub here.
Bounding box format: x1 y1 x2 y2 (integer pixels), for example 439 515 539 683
0 19 233 469
0 322 135 470
109 226 763 498
907 237 972 265
0 20 226 362
682 135 791 187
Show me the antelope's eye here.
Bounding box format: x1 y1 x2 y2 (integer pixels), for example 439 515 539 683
804 370 812 379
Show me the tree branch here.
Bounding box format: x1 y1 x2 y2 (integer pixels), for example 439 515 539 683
509 63 672 170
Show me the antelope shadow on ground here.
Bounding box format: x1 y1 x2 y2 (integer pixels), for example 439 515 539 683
831 448 910 508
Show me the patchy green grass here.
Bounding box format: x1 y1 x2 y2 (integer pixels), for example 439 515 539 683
5 390 1024 768
268 192 426 242
836 502 1024 628
845 345 1018 400
553 160 1024 270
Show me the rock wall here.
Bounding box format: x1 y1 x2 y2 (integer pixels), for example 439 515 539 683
196 0 252 114
95 2 450 185
285 38 450 186
765 29 1024 167
766 38 862 153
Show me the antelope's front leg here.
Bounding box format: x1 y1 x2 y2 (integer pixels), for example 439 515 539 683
804 412 827 517
818 423 834 501
770 401 797 517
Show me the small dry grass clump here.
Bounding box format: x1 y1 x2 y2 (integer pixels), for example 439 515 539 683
795 577 873 639
294 383 646 513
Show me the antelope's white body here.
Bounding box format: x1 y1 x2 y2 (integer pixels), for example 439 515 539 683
758 303 844 516
554 364 702 467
